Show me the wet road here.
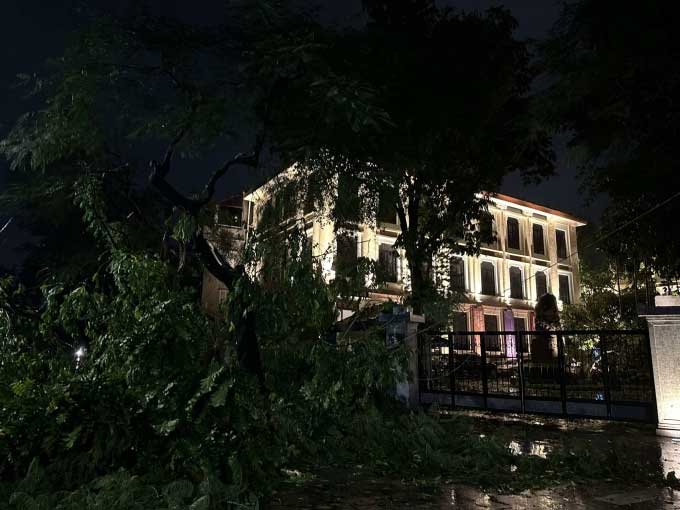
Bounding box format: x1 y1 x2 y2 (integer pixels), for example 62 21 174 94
271 477 680 509
270 413 680 509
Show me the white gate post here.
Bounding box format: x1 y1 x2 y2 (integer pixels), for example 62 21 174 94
640 295 680 437
380 306 425 408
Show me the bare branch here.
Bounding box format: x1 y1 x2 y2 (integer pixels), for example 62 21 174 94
195 151 259 208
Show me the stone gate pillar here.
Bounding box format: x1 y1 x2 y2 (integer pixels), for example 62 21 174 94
380 306 425 409
640 295 680 437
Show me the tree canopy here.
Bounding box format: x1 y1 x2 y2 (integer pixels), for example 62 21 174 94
541 0 680 281
1 0 553 319
293 1 553 313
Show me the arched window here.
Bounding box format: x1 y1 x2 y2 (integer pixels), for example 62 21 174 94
535 271 548 298
480 261 496 295
509 266 524 299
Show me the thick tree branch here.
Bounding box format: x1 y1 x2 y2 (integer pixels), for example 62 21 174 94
194 231 241 288
194 150 260 209
149 125 263 216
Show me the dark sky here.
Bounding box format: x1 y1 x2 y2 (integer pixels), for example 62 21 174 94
0 0 598 269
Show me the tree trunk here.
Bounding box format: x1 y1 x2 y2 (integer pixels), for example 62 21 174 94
408 258 426 316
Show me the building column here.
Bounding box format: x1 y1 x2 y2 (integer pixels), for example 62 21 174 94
640 296 680 437
471 305 485 354
568 224 582 303
496 208 508 300
547 223 559 295
315 218 334 282
523 211 534 302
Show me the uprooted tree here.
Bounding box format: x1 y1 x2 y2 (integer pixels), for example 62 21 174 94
0 1 394 380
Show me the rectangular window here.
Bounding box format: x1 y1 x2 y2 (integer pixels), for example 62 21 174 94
483 314 501 351
450 257 465 291
334 234 357 276
480 215 495 245
509 266 524 299
378 243 399 282
452 312 470 350
556 229 568 259
278 186 297 220
514 317 529 353
480 261 496 296
535 271 548 298
217 206 242 227
532 224 545 255
559 274 571 304
506 217 520 250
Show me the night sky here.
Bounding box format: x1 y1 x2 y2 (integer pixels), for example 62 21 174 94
0 1 599 269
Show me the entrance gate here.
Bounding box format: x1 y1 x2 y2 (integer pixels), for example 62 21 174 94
418 330 656 422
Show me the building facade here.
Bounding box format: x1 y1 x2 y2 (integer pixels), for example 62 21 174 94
205 177 586 341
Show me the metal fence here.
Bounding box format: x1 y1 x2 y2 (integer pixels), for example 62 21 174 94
418 330 656 422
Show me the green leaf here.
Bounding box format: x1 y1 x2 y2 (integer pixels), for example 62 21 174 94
64 425 82 449
190 495 210 510
209 379 234 408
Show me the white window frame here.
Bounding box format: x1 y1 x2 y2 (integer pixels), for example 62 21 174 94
557 271 573 305
451 310 473 352
511 311 530 354
479 257 499 296
505 213 523 253
507 263 526 300
376 234 402 283
480 212 500 251
555 226 570 261
531 221 547 258
533 268 550 299
449 255 467 292
482 311 503 353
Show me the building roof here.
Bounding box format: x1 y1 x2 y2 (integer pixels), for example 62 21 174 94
492 193 587 226
242 169 587 227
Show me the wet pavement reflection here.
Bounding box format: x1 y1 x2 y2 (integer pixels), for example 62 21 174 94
270 413 680 509
271 479 680 509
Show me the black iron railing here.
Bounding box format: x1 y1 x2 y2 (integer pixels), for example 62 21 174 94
418 329 656 422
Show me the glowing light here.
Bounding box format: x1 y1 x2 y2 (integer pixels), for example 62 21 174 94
74 347 86 369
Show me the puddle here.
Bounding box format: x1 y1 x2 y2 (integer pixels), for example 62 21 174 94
508 439 551 458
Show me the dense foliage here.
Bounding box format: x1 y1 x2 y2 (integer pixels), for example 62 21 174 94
559 227 641 330
541 0 680 281
288 1 553 314
1 1 672 508
0 208 412 508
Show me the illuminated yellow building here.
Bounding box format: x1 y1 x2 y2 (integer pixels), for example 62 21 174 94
205 175 585 337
